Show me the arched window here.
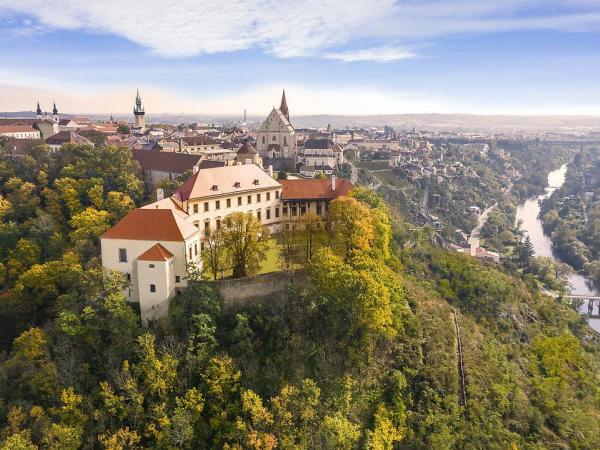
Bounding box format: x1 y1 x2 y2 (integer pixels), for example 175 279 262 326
283 136 287 146
272 135 277 142
262 136 265 144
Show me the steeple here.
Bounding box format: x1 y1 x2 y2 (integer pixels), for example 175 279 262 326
279 90 289 121
36 102 42 119
133 89 146 130
52 102 58 121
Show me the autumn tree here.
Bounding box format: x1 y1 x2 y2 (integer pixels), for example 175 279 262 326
328 196 374 259
202 226 228 280
221 212 269 278
297 212 322 263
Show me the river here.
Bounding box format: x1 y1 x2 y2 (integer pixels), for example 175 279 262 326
515 164 600 331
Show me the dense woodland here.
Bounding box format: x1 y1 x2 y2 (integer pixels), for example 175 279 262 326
1 139 600 449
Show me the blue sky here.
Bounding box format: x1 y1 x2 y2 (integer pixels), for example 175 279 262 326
1 0 600 115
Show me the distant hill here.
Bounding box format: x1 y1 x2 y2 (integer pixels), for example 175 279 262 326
2 111 600 132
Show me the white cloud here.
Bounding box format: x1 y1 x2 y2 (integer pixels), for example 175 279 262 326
1 1 599 61
322 46 416 62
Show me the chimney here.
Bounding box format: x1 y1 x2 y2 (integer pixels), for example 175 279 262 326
268 165 273 177
331 174 336 191
192 165 199 174
156 188 164 201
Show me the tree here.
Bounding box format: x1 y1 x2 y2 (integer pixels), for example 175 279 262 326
117 124 131 135
297 212 322 263
221 212 269 278
277 218 301 272
202 226 228 280
328 196 374 259
516 235 535 269
69 207 111 257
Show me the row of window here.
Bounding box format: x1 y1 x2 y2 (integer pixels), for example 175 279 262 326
191 190 280 214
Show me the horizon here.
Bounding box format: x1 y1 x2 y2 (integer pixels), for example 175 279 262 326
1 1 600 116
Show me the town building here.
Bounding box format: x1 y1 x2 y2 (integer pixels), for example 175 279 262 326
298 137 344 171
0 125 41 140
132 149 225 188
100 208 201 325
45 131 93 152
256 90 296 170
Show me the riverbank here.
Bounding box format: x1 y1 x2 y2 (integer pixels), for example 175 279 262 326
515 164 600 331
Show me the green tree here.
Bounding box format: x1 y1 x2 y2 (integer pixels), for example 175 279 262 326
328 196 374 259
202 226 228 280
221 212 269 278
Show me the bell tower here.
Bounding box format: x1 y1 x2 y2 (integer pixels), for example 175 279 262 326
133 89 145 129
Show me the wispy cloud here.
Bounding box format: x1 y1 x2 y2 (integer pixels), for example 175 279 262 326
0 0 599 60
322 46 416 62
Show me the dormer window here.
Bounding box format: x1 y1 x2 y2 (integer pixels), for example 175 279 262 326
211 185 218 191
234 181 241 188
253 179 259 185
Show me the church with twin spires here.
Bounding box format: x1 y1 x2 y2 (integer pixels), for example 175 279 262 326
256 90 297 171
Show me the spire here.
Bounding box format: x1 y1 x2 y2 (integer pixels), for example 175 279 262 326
52 102 58 115
134 89 144 114
36 102 42 116
279 90 289 121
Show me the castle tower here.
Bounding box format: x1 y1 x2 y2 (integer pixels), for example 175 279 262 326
133 89 145 129
36 102 42 120
52 102 59 122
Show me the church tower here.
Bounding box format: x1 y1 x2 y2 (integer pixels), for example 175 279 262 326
52 102 59 122
279 90 289 121
133 89 145 130
36 102 42 120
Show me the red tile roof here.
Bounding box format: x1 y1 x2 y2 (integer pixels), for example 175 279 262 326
101 209 198 241
280 178 353 201
138 243 174 261
0 125 39 133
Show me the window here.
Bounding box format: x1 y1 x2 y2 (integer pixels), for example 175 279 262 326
150 284 156 293
266 192 271 201
257 210 261 220
316 204 322 215
194 221 200 228
257 193 261 202
292 206 297 216
237 196 242 206
118 248 127 262
126 273 131 282
215 200 220 210
204 221 210 234
216 218 221 229
283 205 288 215
193 203 198 213
247 195 252 204
188 246 193 259
262 136 265 144
194 243 198 256
149 263 155 268
284 136 287 146
275 206 280 218
200 242 205 251
266 208 271 220
300 206 306 215
204 202 209 212
275 191 280 199
226 198 231 208
176 276 181 283
272 135 276 142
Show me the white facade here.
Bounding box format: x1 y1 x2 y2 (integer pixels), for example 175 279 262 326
0 127 41 139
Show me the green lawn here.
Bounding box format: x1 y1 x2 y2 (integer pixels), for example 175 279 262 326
258 238 281 274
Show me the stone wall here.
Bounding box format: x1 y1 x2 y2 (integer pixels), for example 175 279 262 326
210 271 309 310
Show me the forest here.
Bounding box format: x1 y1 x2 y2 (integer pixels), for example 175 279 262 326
1 139 600 449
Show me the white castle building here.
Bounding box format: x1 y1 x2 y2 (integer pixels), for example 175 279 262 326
101 162 353 325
